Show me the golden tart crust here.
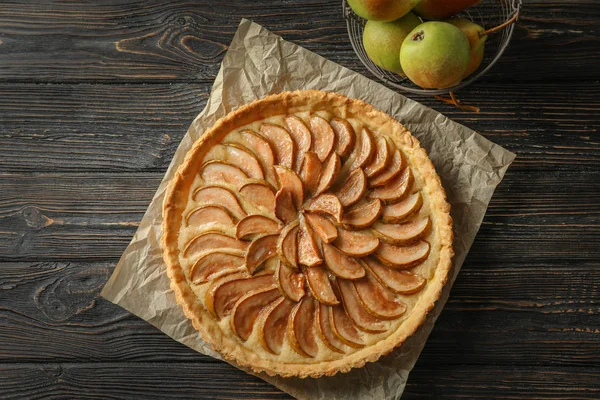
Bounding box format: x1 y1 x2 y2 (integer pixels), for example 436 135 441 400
162 90 453 378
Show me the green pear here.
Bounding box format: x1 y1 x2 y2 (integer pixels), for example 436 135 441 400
363 12 422 74
414 0 482 20
347 0 422 22
446 18 487 78
399 21 470 89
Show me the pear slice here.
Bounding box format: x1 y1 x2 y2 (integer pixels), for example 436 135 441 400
375 240 430 269
353 268 407 320
236 215 282 240
349 128 375 170
341 198 382 229
316 302 345 353
362 257 426 294
297 222 323 267
337 278 386 333
186 205 236 228
299 151 322 195
192 186 247 220
306 194 343 223
369 149 405 188
329 304 364 348
183 230 248 258
381 192 422 223
365 136 394 178
259 123 294 169
304 212 338 243
275 260 305 301
206 272 275 319
315 153 341 196
223 143 265 180
330 117 356 158
190 249 246 284
274 188 297 225
245 234 279 274
285 115 312 173
239 180 276 212
287 296 319 357
305 265 339 305
200 161 248 188
231 129 277 184
368 167 413 204
274 165 304 209
277 220 300 269
371 217 430 245
258 296 296 355
334 168 367 207
309 115 335 162
230 287 281 341
333 228 379 257
321 243 365 280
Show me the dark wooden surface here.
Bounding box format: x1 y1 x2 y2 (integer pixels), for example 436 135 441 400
0 0 598 398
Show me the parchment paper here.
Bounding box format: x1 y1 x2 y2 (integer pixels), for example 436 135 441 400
101 18 515 399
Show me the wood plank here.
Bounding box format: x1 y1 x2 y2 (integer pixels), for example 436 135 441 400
0 83 598 173
0 1 596 83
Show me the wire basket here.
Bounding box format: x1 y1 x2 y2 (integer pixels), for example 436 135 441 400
344 0 522 95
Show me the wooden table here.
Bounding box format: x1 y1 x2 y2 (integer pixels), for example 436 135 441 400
1 1 598 398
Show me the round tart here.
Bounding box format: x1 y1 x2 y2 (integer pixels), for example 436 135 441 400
162 90 453 378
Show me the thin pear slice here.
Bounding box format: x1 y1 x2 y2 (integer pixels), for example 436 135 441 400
300 151 322 195
306 194 343 223
330 117 356 158
230 287 281 341
371 217 430 245
362 257 426 294
190 249 245 284
333 228 379 257
275 260 305 301
277 220 299 269
334 168 367 207
381 192 423 223
329 304 364 348
304 212 338 243
274 188 297 225
365 136 394 178
369 150 405 188
236 215 281 240
259 123 294 169
315 153 341 196
285 115 312 173
337 278 386 333
321 243 365 280
239 180 276 212
223 143 265 179
368 167 413 204
200 161 248 188
206 272 275 319
287 296 319 357
374 240 430 269
316 302 345 353
186 205 236 228
349 128 375 170
353 268 407 320
245 234 279 274
305 265 339 305
297 222 322 267
183 230 248 258
310 115 335 162
230 129 277 184
341 198 382 229
259 296 296 355
192 186 247 220
274 166 304 209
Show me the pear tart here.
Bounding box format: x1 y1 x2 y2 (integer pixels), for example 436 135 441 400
162 90 453 377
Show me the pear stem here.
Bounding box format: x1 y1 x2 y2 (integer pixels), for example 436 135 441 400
435 92 481 113
479 11 519 37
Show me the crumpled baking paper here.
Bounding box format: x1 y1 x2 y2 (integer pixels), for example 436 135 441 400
101 18 515 400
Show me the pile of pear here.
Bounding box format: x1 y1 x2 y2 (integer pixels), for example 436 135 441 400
350 0 487 89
